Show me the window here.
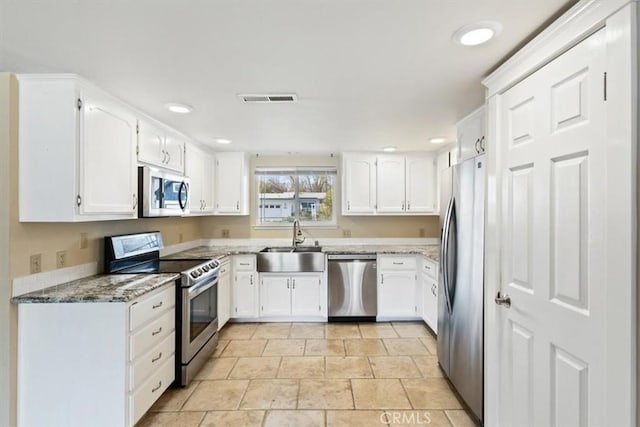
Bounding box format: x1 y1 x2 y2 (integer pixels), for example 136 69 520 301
256 167 337 226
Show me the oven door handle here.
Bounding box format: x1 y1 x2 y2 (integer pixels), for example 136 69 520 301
188 278 217 299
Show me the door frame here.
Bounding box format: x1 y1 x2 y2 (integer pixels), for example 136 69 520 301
482 1 637 425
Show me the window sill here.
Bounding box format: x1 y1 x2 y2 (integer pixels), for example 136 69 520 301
253 224 338 230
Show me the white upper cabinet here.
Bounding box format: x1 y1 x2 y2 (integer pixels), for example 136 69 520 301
405 155 436 213
185 143 215 214
376 155 405 213
163 132 186 173
137 120 185 174
456 106 486 164
18 75 138 222
342 154 377 214
214 152 249 215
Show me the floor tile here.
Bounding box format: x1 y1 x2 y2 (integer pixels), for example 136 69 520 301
194 357 237 380
228 357 281 379
392 322 432 338
383 338 430 356
239 379 299 409
213 340 230 357
305 339 345 356
369 356 422 378
252 323 292 339
218 323 258 340
182 380 249 411
327 410 391 427
359 323 399 338
200 410 265 427
262 339 306 356
445 409 479 427
149 380 200 412
413 355 444 378
277 356 325 378
263 410 325 427
388 410 453 427
345 339 388 356
420 334 438 354
351 379 412 409
220 340 267 357
136 411 205 427
326 323 362 339
298 379 354 409
326 356 373 378
402 378 464 409
290 323 325 338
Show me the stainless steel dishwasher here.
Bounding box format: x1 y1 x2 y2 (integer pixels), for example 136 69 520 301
327 254 377 321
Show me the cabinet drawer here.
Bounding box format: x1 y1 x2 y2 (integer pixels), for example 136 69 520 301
130 285 176 331
129 355 174 426
233 255 255 271
378 255 417 270
130 309 174 360
130 332 175 391
422 258 438 279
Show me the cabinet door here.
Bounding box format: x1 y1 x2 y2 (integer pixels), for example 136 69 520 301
376 155 405 213
291 274 322 316
163 134 185 173
200 152 215 213
260 275 291 316
215 152 247 214
342 155 377 214
79 91 137 215
217 267 231 330
457 106 485 163
185 144 203 212
233 272 258 318
378 270 415 317
422 274 438 334
405 155 436 213
137 120 164 167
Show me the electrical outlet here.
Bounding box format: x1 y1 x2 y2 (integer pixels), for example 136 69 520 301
30 254 42 274
342 229 351 238
79 232 88 249
178 232 184 243
419 228 425 237
56 251 67 268
222 229 230 238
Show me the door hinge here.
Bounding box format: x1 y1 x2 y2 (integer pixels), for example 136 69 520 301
319 305 321 311
76 194 82 207
603 72 607 101
136 123 139 134
136 145 139 155
76 98 82 110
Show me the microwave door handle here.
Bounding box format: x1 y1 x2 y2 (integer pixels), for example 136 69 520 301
178 181 188 210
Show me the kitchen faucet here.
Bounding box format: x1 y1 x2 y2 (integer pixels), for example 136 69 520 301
292 219 305 247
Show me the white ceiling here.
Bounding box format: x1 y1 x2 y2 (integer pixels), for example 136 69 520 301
0 0 575 153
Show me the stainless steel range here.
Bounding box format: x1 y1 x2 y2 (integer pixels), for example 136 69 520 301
104 231 219 386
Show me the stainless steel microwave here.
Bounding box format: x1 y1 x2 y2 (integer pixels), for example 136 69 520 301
139 166 190 217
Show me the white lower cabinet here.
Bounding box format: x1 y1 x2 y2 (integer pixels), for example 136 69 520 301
421 257 438 333
377 255 419 320
231 255 259 319
16 282 176 427
260 273 323 319
217 259 231 330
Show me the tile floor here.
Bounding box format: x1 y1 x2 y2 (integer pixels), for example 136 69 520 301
139 322 478 427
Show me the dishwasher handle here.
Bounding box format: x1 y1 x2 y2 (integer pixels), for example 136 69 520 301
327 254 377 261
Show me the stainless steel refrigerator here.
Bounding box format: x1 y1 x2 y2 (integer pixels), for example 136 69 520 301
437 154 485 424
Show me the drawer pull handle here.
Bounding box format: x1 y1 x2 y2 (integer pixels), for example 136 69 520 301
152 352 163 363
152 381 162 393
239 263 250 266
392 262 404 265
152 327 163 336
152 301 163 309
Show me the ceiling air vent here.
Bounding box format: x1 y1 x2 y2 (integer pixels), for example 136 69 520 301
238 93 298 103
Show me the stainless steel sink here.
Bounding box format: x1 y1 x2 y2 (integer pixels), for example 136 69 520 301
257 246 325 272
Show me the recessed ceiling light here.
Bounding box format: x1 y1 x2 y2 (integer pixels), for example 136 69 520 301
429 137 447 144
453 21 502 46
383 147 397 152
216 138 232 145
165 103 193 114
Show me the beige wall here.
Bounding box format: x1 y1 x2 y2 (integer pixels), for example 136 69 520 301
200 154 440 239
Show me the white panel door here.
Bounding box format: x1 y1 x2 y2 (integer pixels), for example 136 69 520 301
185 144 203 213
217 267 231 330
376 155 405 213
80 92 136 215
405 155 436 213
233 272 257 318
422 274 437 333
200 151 215 213
496 29 607 427
290 274 322 316
163 134 185 173
136 120 164 167
378 271 415 317
260 275 291 316
342 154 377 214
457 106 485 163
215 152 246 214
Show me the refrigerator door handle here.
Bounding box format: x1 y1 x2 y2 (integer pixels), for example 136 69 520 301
441 196 454 313
446 198 457 312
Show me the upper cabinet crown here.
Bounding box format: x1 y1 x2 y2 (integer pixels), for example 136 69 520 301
137 120 185 174
18 75 138 222
456 106 486 164
214 152 250 215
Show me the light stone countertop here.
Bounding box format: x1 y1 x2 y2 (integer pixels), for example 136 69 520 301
11 273 179 304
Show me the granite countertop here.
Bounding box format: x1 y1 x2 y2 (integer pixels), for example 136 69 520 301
11 273 180 304
170 244 440 262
